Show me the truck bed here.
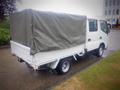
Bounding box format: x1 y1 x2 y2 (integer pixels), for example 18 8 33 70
10 41 85 70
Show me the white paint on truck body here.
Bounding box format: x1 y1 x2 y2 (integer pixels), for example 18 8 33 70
11 41 85 69
10 18 109 70
85 18 108 52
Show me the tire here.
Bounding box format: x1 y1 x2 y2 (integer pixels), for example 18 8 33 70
96 45 105 57
56 59 71 75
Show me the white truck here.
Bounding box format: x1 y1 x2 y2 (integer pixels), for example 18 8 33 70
10 9 110 74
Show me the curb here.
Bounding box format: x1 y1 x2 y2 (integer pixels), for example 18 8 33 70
0 45 10 49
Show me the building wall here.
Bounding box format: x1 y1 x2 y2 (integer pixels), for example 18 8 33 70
104 0 120 25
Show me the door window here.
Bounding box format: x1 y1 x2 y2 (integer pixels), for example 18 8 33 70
100 20 109 34
89 19 98 32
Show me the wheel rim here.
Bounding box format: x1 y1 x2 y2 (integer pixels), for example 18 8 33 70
99 46 104 56
62 61 70 73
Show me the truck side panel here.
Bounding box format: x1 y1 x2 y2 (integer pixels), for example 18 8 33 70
11 41 85 70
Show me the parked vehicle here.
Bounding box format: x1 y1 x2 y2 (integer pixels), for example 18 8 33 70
10 9 110 74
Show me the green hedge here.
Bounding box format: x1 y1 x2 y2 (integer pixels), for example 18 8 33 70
0 21 10 46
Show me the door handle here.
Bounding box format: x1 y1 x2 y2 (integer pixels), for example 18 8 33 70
100 36 102 39
88 38 91 42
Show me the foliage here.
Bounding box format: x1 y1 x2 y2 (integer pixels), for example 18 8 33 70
0 0 16 21
0 21 10 46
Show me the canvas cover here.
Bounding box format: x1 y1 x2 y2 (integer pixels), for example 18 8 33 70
10 9 86 55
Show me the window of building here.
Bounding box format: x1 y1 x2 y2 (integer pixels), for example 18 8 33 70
105 10 107 15
117 0 120 5
113 0 115 6
113 9 115 15
109 0 112 6
116 9 119 15
109 10 111 15
105 0 108 7
89 19 98 32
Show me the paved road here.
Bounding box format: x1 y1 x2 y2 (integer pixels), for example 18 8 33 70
0 30 120 90
103 30 120 57
108 30 120 50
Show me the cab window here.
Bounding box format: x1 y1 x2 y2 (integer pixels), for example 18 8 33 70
100 20 109 34
89 19 98 32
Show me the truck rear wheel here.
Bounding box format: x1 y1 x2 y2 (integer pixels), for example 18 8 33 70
56 59 71 74
96 45 105 57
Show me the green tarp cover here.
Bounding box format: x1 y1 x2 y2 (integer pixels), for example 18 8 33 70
10 9 86 55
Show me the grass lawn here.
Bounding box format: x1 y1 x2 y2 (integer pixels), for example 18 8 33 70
54 51 120 90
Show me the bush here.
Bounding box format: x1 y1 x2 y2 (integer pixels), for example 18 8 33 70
0 21 10 46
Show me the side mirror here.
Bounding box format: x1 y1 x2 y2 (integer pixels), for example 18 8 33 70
107 24 111 29
107 29 110 34
107 24 111 34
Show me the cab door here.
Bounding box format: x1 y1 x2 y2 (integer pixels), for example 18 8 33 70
85 19 100 51
99 20 109 49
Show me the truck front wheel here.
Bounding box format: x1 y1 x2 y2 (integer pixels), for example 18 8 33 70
96 44 105 57
56 59 71 74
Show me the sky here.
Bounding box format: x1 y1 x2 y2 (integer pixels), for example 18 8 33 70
16 0 104 17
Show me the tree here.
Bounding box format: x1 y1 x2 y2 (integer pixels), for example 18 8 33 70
0 0 16 21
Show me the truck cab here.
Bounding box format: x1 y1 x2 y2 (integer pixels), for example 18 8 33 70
86 18 110 57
